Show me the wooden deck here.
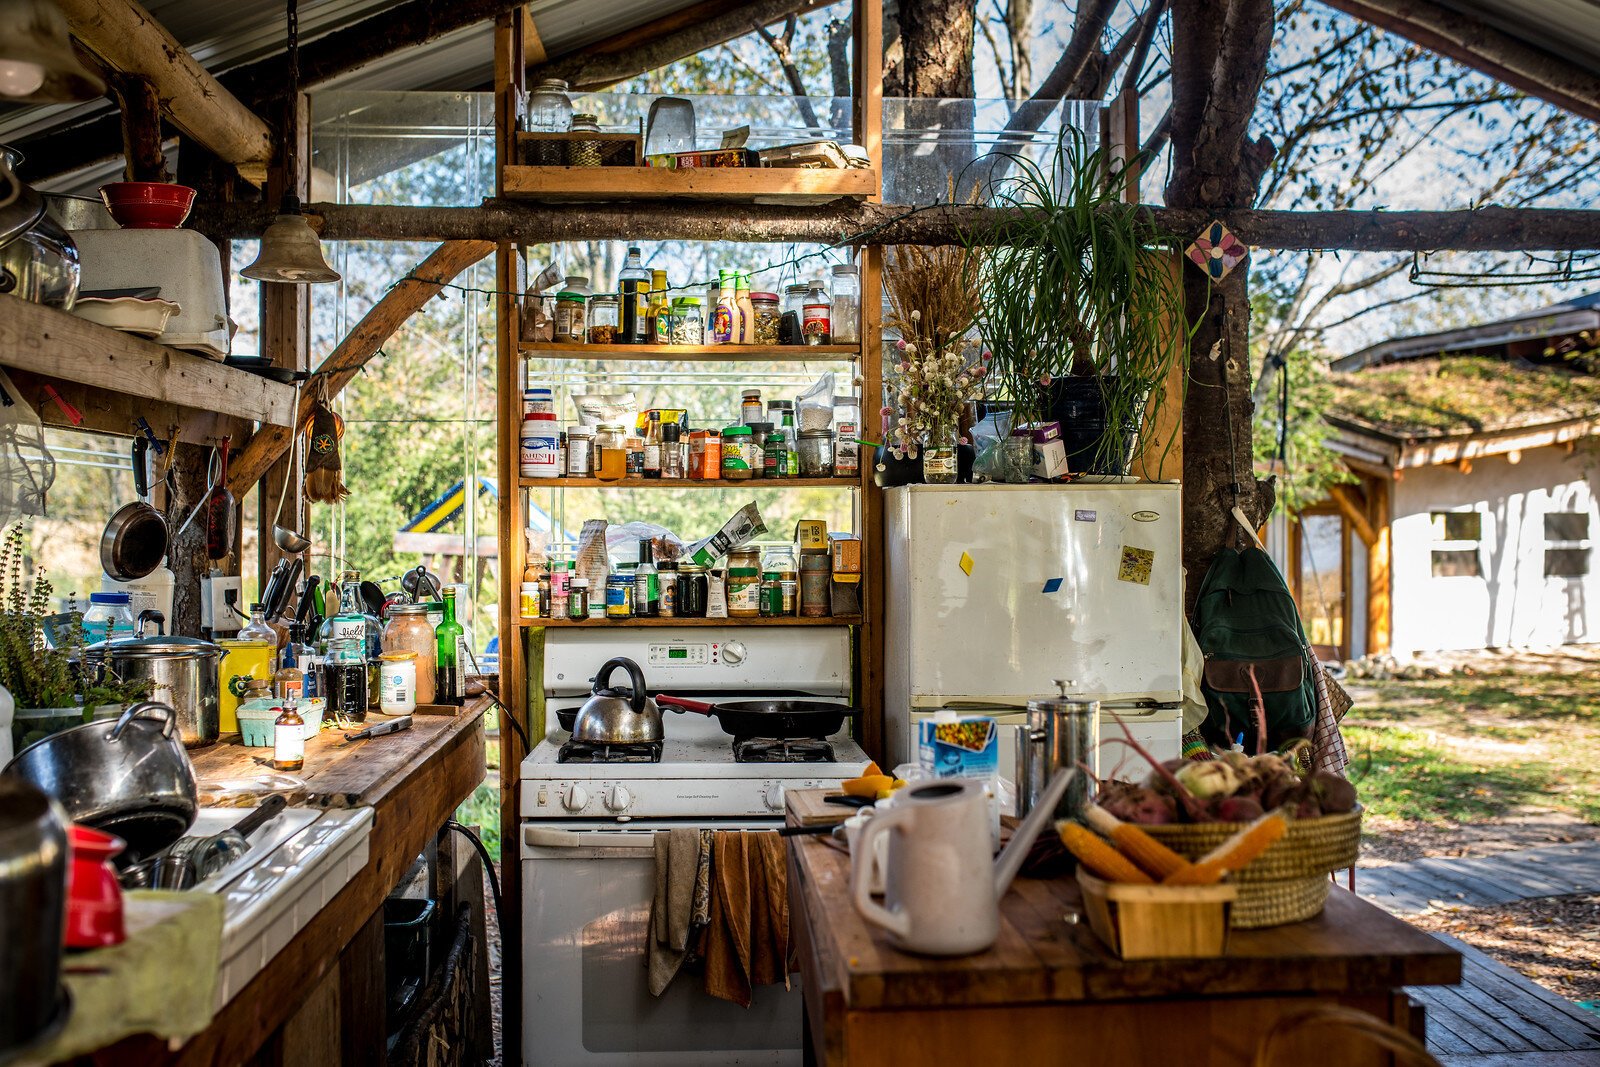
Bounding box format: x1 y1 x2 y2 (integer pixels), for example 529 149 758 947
1354 842 1600 1064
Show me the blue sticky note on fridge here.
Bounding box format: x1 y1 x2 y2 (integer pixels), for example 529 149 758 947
1042 577 1063 594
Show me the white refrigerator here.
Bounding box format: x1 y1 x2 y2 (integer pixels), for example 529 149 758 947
884 483 1185 782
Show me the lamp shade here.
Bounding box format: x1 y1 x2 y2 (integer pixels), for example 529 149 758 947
241 211 340 284
0 0 106 103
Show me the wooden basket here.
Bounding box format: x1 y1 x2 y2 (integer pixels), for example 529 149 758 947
1076 869 1236 959
1140 808 1360 928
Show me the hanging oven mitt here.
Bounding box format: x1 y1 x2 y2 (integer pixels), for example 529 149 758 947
303 398 349 504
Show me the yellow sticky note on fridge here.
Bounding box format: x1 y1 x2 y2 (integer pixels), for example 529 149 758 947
958 551 974 575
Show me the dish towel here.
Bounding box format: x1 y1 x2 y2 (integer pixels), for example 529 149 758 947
646 827 703 996
703 831 791 1008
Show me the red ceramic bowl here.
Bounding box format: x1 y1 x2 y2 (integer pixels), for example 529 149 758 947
98 182 197 229
66 825 127 950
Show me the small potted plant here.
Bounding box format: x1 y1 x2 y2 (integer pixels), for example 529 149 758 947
879 245 988 485
967 130 1187 477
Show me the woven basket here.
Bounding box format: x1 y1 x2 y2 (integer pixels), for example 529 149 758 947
1141 808 1361 927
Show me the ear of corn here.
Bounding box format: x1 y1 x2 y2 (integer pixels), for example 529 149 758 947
1083 805 1193 881
1057 820 1156 884
842 774 894 798
1161 812 1288 886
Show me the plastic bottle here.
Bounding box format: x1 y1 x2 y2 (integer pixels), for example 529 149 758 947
618 247 650 345
712 269 736 344
735 272 755 344
830 263 860 343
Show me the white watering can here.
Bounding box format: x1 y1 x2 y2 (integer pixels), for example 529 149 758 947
851 769 1077 957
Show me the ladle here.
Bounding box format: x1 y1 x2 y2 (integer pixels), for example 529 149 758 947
270 393 311 556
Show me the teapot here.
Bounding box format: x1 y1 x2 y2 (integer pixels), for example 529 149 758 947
570 657 662 745
851 769 1076 957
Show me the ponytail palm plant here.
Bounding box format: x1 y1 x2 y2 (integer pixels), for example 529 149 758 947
967 130 1188 475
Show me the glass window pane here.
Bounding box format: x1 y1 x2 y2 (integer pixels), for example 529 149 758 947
1431 549 1481 578
1545 548 1590 578
1431 511 1481 541
1543 512 1589 542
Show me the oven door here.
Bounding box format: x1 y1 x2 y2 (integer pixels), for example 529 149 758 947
521 821 802 1066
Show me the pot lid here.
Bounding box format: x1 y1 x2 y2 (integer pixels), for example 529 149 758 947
90 634 223 658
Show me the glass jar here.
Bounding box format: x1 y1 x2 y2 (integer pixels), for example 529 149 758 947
923 423 958 484
670 297 703 344
675 565 708 617
527 79 574 134
553 291 586 343
82 592 135 643
587 294 620 344
740 389 763 425
803 281 831 345
780 283 807 345
568 113 602 166
832 396 860 476
750 292 781 345
720 425 756 479
595 423 627 481
797 429 834 476
726 548 762 617
565 425 594 476
604 573 634 618
567 578 591 619
829 263 860 343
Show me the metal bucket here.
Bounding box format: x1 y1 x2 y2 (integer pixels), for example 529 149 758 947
1017 680 1099 818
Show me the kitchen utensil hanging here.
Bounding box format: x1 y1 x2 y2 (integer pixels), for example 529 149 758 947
205 435 235 560
272 385 312 554
100 436 169 581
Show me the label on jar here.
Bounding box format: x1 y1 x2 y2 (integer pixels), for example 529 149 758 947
727 568 761 614
274 718 303 764
381 664 415 712
555 300 586 341
566 437 592 476
722 440 752 476
520 431 559 477
712 302 734 343
923 449 957 480
803 304 831 343
836 420 859 473
329 618 365 644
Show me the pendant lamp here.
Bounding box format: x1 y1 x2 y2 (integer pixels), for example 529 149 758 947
240 0 339 285
0 0 106 102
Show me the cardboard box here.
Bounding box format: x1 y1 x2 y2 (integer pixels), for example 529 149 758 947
795 519 829 553
1017 422 1069 481
646 149 758 169
829 533 861 574
917 717 1000 778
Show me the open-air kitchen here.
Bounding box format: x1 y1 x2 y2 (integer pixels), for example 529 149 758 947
6 0 1600 1065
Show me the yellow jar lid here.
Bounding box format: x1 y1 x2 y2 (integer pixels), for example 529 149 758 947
380 650 418 661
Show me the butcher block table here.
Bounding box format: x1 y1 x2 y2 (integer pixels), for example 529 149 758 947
785 789 1462 1066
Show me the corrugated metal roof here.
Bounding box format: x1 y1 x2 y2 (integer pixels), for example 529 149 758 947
0 0 701 152
1437 0 1600 80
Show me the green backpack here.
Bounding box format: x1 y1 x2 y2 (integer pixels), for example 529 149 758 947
1192 547 1317 753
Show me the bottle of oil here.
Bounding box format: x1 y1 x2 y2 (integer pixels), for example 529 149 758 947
272 704 305 771
435 587 466 706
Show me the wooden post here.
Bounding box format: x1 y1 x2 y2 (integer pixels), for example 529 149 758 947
110 73 170 182
1131 250 1185 483
1367 477 1392 655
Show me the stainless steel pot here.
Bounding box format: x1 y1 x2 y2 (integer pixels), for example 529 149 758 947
0 778 69 1058
572 657 662 744
3 702 198 860
0 145 80 310
1017 680 1099 818
86 617 223 747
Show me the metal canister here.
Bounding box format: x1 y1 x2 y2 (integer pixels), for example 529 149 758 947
1018 680 1099 818
798 554 831 617
216 638 274 735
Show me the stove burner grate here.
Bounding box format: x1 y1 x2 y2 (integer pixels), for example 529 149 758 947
558 739 664 764
732 737 837 763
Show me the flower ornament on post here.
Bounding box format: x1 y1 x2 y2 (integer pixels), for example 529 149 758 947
882 246 987 484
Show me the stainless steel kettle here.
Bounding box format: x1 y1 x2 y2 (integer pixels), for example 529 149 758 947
571 657 663 744
0 145 80 309
1017 679 1099 817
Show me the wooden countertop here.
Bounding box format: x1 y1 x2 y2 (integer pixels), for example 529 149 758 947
91 700 488 1066
787 807 1462 1014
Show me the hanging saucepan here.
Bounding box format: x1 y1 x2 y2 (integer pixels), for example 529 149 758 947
655 695 859 740
99 437 168 581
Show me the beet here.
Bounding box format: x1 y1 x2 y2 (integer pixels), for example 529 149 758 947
1215 795 1265 823
1308 771 1358 814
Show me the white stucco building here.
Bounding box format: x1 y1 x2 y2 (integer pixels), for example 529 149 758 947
1279 293 1600 659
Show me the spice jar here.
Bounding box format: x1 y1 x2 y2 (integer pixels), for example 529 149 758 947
595 423 627 482
554 291 587 343
833 396 861 476
726 548 762 617
750 292 781 345
587 294 620 344
740 389 763 425
670 297 704 344
797 429 835 477
720 425 756 480
382 603 436 705
759 572 784 617
803 281 831 345
675 565 708 617
567 577 591 619
565 425 594 476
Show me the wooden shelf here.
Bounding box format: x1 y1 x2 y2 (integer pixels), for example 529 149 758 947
525 615 863 628
519 475 860 489
518 341 860 361
501 165 878 204
0 296 297 427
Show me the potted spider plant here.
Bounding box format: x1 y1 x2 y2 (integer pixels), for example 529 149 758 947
967 130 1187 477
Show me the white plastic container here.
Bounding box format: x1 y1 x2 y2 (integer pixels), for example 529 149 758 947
378 652 417 714
519 413 560 478
101 562 175 627
72 229 232 358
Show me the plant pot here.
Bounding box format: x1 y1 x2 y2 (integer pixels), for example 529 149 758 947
1046 375 1142 477
11 707 82 755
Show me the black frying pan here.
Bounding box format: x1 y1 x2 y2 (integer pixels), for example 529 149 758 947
655 695 858 739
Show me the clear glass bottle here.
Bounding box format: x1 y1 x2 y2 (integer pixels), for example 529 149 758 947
527 78 574 133
272 705 305 770
273 639 305 701
803 279 831 345
617 247 650 345
829 263 860 343
642 409 663 479
587 294 620 344
779 283 807 345
635 540 660 618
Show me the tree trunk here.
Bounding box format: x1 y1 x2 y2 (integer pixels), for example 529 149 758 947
884 0 974 98
168 442 212 637
1166 0 1279 612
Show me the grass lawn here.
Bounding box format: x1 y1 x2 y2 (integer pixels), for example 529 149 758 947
1343 669 1600 830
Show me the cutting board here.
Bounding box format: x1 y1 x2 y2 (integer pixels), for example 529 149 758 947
785 787 859 827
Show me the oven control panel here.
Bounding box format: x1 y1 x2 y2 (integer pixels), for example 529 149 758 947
522 777 856 820
645 642 713 667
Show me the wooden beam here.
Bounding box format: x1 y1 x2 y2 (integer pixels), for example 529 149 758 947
227 240 493 495
529 0 844 90
187 200 1600 252
523 8 546 65
0 296 294 427
109 73 169 182
1367 477 1392 655
54 0 273 173
1319 0 1600 123
1329 483 1377 547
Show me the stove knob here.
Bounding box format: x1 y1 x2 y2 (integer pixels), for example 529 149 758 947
764 782 786 812
563 784 590 812
605 785 633 812
722 640 748 666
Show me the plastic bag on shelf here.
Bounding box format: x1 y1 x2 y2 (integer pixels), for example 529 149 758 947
605 521 685 564
573 392 638 428
970 408 1014 483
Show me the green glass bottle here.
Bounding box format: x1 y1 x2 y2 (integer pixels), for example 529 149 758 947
435 587 465 706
